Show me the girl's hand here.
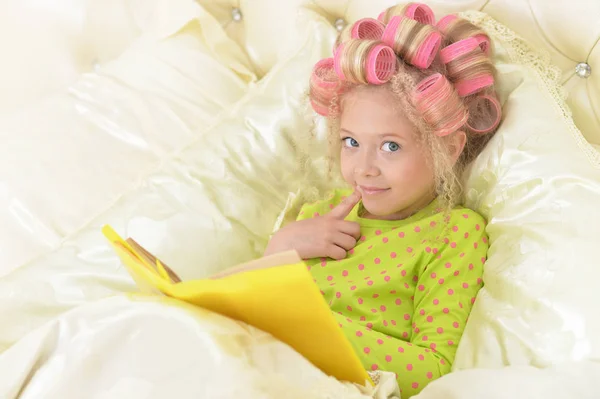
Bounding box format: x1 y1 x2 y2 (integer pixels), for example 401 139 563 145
264 191 362 260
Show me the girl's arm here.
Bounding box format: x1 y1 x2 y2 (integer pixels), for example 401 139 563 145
407 212 488 393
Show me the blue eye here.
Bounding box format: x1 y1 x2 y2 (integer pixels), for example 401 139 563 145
382 141 401 152
342 137 359 148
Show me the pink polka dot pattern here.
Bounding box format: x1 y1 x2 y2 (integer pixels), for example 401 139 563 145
296 188 489 397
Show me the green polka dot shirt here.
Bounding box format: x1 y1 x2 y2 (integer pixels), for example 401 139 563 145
297 189 488 398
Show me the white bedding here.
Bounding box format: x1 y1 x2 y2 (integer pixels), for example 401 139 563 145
1 1 599 398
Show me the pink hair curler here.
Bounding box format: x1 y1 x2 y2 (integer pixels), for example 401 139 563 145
473 34 491 55
382 15 441 69
310 100 328 116
412 30 442 68
311 58 338 89
310 99 330 116
381 15 403 47
414 73 469 136
440 37 480 64
332 18 385 54
437 15 491 55
440 37 494 96
366 44 396 84
378 3 435 24
333 43 347 81
351 18 385 40
334 42 397 85
454 75 494 97
310 58 339 116
414 73 445 101
465 94 502 133
436 14 457 33
403 3 436 25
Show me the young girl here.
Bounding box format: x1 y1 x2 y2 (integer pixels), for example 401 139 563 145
265 3 501 397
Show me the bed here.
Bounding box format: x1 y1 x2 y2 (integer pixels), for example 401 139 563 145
0 0 599 397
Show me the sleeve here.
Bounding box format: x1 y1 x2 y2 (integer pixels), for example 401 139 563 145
337 316 440 398
408 210 488 387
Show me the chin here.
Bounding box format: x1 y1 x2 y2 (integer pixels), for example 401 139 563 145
361 200 396 217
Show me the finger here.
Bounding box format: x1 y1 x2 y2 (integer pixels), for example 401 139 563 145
336 220 361 240
333 232 357 251
327 245 348 260
328 191 362 220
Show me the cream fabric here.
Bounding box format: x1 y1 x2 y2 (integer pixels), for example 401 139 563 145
0 1 599 398
0 0 255 277
455 9 600 370
0 295 378 399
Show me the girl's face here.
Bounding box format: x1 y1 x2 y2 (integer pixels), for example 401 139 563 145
339 88 437 220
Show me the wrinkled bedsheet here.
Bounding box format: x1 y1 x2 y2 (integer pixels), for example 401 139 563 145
1 1 599 398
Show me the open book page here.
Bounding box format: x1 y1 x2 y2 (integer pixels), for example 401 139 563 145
125 238 182 283
207 250 302 279
121 232 301 282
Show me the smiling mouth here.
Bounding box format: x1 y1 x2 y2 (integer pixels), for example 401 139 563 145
358 186 390 196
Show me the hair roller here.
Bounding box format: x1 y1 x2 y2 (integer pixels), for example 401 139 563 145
437 14 491 55
309 58 340 116
334 40 397 85
436 14 458 33
352 18 386 40
465 94 502 134
382 15 442 69
333 18 386 53
378 2 435 25
378 5 404 24
414 73 469 136
440 37 495 96
403 3 436 24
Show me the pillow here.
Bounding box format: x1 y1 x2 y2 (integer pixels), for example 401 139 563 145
451 11 600 370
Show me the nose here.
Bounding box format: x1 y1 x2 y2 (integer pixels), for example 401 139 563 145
354 148 380 177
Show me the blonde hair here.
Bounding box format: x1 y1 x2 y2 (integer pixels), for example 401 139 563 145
309 4 501 212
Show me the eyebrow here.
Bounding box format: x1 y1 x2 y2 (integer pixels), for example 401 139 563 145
340 128 406 140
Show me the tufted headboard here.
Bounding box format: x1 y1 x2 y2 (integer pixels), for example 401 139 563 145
199 0 600 145
0 0 597 145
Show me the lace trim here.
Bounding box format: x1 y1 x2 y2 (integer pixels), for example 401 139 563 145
460 10 600 168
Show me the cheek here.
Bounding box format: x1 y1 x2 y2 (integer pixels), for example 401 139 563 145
340 152 354 181
387 155 434 186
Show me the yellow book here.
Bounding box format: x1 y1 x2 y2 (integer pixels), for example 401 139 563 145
102 225 371 386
